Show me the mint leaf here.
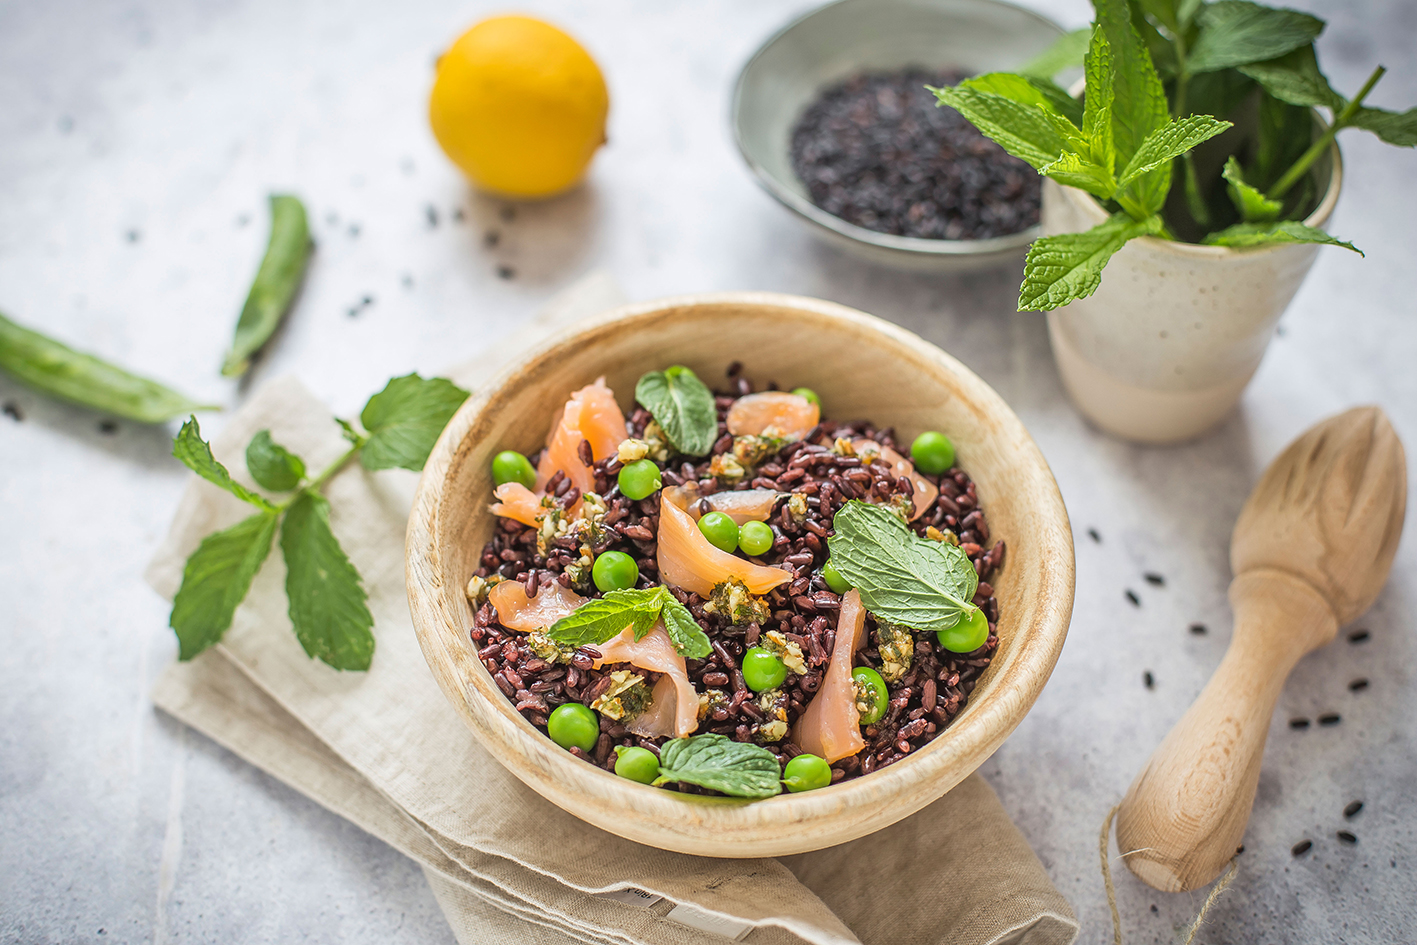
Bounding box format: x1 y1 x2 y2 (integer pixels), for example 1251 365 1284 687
1018 213 1165 312
661 597 712 659
1187 1 1324 75
1222 156 1283 222
653 733 783 798
169 511 279 660
1040 152 1116 197
246 429 306 492
1094 0 1169 169
635 365 717 457
547 587 667 649
1018 27 1090 81
960 72 1083 128
1116 115 1233 194
826 500 979 632
173 417 278 511
1203 220 1362 254
221 194 312 377
1349 105 1417 148
929 84 1071 170
1238 45 1343 111
1082 25 1115 171
359 373 470 471
280 492 374 671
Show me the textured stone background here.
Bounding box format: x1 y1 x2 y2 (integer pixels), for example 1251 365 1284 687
2 0 1414 942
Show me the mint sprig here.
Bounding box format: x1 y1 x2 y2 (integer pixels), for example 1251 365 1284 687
167 373 469 670
634 366 717 457
547 586 711 658
826 500 979 633
653 734 783 798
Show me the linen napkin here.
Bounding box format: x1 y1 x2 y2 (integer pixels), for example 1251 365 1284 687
146 273 1079 945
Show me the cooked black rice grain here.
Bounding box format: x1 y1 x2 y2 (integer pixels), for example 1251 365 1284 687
1336 831 1357 845
1144 572 1165 586
1349 678 1370 692
1348 629 1370 643
1125 590 1141 607
472 368 1003 791
1344 801 1363 819
1318 713 1342 726
789 69 1040 241
1292 840 1313 856
1189 623 1207 635
1290 718 1311 730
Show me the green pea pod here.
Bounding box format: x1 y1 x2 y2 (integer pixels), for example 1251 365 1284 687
0 310 218 423
221 194 312 377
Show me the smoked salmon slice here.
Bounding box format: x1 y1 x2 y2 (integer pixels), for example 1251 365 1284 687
794 589 868 763
661 484 783 525
594 624 699 737
726 391 819 442
488 581 587 631
854 438 939 522
626 675 679 738
656 491 792 598
490 482 549 528
535 377 629 495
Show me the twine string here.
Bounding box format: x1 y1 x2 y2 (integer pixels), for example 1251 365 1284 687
1099 804 1240 945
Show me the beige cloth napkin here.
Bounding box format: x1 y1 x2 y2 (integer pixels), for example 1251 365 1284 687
145 273 1078 945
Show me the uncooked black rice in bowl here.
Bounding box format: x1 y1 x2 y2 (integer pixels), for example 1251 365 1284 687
466 362 1004 799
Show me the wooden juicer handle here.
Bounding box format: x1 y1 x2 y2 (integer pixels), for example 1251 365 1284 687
1116 407 1407 893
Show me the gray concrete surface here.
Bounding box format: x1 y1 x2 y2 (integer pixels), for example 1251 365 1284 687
2 0 1414 942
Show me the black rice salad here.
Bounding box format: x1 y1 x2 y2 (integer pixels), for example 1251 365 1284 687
467 363 1004 799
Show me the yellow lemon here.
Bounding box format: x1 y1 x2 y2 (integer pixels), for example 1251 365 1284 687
429 16 608 198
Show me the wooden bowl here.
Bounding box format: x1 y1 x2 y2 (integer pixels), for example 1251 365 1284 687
406 292 1074 857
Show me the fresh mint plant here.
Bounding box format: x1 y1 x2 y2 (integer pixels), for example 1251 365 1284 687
652 733 783 798
633 365 717 457
933 0 1412 311
547 585 712 658
168 373 469 670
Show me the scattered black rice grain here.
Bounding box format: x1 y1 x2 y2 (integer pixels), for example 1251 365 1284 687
401 273 414 289
1348 629 1370 644
497 266 516 280
453 207 465 223
1144 572 1165 586
98 420 118 435
3 402 21 422
484 230 500 248
1236 845 1245 855
1125 590 1141 607
1088 528 1101 543
1292 840 1313 856
125 229 141 243
500 206 516 222
1289 718 1311 730
348 223 361 238
1189 623 1207 635
1349 678 1370 692
1337 831 1357 845
789 69 1040 240
1318 713 1341 727
425 204 439 228
1344 801 1364 819
1143 671 1154 689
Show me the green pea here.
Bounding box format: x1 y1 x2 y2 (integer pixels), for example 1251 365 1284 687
822 561 852 594
547 703 599 752
937 607 990 654
909 430 955 476
790 387 820 407
851 666 888 724
592 550 639 592
738 520 774 557
698 510 739 553
742 647 787 692
492 450 537 489
782 753 832 793
618 459 662 501
613 745 661 784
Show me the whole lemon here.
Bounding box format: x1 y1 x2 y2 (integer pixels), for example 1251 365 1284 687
429 16 608 198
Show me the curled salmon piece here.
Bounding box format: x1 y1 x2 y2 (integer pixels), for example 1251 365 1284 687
626 675 679 738
488 581 588 632
794 589 868 763
854 438 939 522
490 482 548 528
662 483 783 525
656 491 792 598
726 391 819 442
594 624 699 737
535 377 628 495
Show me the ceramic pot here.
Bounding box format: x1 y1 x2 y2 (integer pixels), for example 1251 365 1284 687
1040 147 1342 444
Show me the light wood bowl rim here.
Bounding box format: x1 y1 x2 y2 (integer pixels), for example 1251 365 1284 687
406 291 1074 857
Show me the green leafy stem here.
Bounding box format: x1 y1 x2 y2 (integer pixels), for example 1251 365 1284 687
169 373 469 671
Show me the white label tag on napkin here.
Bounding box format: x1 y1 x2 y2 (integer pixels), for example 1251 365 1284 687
665 903 754 941
593 887 664 907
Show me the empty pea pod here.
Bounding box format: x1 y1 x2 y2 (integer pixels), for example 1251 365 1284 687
0 310 217 423
221 193 313 377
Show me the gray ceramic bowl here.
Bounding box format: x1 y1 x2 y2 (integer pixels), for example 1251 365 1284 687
732 0 1068 271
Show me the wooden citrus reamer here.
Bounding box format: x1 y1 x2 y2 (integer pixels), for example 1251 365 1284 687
1116 406 1407 892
